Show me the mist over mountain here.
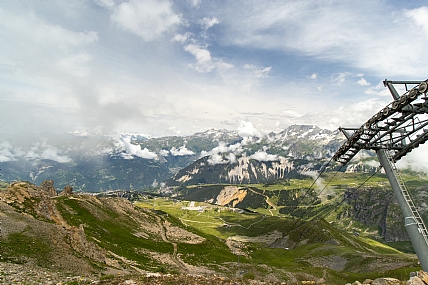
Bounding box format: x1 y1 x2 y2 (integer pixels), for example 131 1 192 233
0 124 415 192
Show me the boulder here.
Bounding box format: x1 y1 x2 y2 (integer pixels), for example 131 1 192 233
407 277 425 285
418 271 428 285
372 278 401 285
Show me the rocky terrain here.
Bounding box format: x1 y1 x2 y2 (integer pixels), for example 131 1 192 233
0 180 425 284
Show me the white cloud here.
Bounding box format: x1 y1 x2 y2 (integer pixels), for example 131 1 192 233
404 7 428 37
55 52 92 77
170 145 195 156
24 142 72 163
111 0 182 42
397 144 428 174
0 140 76 163
357 77 370 86
0 141 24 162
237 121 261 137
171 32 192 44
250 151 279 161
243 64 271 78
200 17 220 30
185 44 212 66
207 153 228 165
310 73 318 80
331 72 352 86
190 0 201 8
364 80 403 97
115 136 158 159
184 44 233 73
221 2 428 77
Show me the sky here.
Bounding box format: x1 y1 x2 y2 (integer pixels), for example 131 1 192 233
3 0 428 138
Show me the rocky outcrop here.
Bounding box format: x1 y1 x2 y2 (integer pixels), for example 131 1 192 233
340 186 408 241
0 180 60 222
59 185 73 196
346 270 428 285
68 224 106 263
40 179 57 197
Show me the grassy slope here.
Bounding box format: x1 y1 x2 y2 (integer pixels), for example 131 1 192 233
135 197 420 284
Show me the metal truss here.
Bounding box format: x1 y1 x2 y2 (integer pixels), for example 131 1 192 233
333 79 428 164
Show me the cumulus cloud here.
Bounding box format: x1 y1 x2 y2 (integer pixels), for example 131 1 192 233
199 17 220 30
170 145 195 156
250 151 279 161
171 32 192 44
114 136 158 159
184 44 233 73
237 121 261 137
111 0 182 42
397 145 428 174
207 153 227 165
357 77 370 86
201 140 245 165
310 73 318 80
364 80 404 97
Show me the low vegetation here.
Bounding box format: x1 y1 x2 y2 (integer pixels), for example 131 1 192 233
1 176 425 284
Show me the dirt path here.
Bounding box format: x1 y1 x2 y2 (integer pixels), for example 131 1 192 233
247 188 277 216
155 216 188 272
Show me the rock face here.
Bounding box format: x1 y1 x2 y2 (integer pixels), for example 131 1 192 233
0 180 61 222
170 155 302 186
340 186 409 242
59 185 73 196
40 179 57 197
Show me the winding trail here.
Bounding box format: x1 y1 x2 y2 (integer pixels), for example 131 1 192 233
155 216 188 272
246 188 277 216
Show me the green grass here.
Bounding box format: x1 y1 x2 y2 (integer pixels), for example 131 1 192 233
0 229 52 266
56 197 170 270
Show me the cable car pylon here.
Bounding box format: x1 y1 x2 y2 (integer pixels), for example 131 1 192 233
333 79 428 271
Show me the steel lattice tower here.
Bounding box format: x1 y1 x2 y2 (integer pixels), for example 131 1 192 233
333 79 428 271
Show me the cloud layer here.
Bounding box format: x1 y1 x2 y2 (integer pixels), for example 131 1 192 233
3 1 428 138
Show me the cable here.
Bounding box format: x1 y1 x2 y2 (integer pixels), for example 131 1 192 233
282 163 343 234
311 167 381 223
286 156 337 217
275 156 338 232
288 166 382 241
284 165 381 238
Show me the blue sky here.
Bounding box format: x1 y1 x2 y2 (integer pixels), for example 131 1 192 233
3 0 428 137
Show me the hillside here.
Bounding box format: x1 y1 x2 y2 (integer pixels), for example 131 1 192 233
173 172 428 246
0 180 422 284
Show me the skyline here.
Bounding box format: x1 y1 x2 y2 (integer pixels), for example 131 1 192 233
3 1 428 138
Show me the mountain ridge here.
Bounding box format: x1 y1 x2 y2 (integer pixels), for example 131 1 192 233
1 125 350 191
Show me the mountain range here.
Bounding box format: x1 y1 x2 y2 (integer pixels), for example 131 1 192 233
0 125 352 191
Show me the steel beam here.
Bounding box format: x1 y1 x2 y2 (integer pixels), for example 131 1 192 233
377 149 428 271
